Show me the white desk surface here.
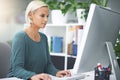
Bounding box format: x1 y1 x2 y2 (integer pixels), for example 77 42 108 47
0 71 115 80
0 77 22 80
81 71 94 80
0 71 94 80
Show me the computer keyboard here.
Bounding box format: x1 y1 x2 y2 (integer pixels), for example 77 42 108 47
50 73 86 80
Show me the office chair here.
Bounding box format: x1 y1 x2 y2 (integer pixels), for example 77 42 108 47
0 42 11 78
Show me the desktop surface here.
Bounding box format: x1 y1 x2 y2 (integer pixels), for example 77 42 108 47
0 71 116 80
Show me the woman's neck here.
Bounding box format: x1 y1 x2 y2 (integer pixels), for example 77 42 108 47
24 26 41 42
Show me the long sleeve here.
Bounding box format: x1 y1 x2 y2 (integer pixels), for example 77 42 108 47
45 38 59 76
8 33 36 79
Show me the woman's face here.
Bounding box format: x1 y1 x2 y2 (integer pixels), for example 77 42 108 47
29 6 49 29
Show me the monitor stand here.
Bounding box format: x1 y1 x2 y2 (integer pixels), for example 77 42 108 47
106 42 120 80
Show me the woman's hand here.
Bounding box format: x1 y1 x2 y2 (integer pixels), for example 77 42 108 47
30 73 51 80
56 70 71 77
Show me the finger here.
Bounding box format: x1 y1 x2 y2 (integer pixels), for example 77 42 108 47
64 70 71 76
60 71 68 77
47 76 52 80
37 74 46 80
66 70 71 75
39 76 44 80
59 74 64 77
41 73 51 80
46 74 52 80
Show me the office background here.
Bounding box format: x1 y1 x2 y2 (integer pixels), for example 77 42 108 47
0 0 120 43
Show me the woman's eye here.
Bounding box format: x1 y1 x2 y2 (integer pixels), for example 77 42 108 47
40 14 45 17
40 14 49 18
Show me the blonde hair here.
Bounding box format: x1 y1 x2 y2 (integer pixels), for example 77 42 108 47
24 0 48 27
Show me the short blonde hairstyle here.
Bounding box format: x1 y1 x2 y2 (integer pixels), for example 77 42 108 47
25 0 48 26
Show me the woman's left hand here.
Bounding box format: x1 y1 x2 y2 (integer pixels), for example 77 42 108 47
56 70 71 77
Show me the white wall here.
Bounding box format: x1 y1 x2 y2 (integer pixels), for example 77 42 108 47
0 24 11 42
0 0 25 43
0 23 23 43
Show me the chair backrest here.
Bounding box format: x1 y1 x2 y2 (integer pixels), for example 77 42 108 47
0 42 11 78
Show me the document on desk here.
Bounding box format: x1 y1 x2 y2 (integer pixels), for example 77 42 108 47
50 74 86 80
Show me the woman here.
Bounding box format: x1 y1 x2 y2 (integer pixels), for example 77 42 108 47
7 0 71 80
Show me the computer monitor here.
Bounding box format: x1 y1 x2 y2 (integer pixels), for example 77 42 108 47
107 0 120 12
73 3 120 75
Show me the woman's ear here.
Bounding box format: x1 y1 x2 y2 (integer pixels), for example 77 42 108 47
28 11 33 23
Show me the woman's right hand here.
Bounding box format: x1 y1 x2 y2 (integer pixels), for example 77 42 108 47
30 73 51 80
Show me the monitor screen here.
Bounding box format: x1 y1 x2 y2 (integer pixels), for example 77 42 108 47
73 4 120 74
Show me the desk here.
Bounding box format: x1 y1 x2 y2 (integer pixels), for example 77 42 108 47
0 77 22 80
81 71 94 80
0 71 115 80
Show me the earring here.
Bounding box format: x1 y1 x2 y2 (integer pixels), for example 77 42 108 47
30 19 32 23
28 17 32 24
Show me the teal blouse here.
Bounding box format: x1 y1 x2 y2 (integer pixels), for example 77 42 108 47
8 31 58 80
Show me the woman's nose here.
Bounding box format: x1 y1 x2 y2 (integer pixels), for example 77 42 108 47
44 17 48 22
